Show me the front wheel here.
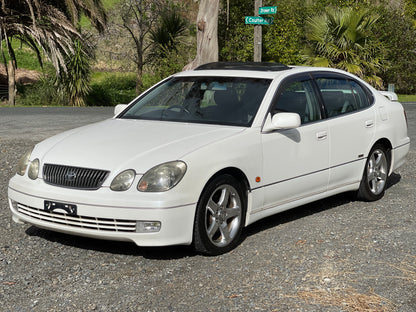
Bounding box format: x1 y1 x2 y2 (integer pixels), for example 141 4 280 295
357 144 390 201
193 174 246 256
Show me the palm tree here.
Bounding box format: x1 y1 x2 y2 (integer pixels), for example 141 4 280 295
0 0 106 106
305 7 385 88
150 7 187 59
59 38 93 106
46 0 107 32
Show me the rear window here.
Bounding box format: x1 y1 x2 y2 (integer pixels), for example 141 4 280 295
315 77 372 117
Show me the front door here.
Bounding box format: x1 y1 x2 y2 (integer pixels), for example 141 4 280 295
259 76 330 214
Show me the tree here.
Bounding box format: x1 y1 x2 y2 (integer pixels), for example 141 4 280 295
47 0 107 32
50 0 107 106
305 7 385 88
59 38 93 106
148 5 192 81
218 0 253 62
0 0 107 106
374 5 416 93
263 0 306 64
1 0 79 105
150 7 187 59
183 0 219 70
120 0 164 93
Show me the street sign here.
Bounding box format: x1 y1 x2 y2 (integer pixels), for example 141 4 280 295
245 16 274 25
259 6 277 15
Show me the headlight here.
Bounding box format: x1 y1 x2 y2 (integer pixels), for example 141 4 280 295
16 150 32 176
138 161 187 192
28 159 40 180
110 169 136 191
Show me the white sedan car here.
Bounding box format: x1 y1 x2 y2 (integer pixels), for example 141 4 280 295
8 63 410 255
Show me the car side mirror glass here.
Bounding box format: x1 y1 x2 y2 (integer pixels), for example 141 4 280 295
114 104 128 117
263 112 301 132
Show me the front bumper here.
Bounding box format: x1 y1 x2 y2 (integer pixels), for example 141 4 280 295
8 176 197 247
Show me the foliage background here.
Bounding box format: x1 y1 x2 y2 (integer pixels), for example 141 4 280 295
4 0 416 106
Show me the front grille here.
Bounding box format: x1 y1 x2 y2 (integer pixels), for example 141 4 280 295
43 164 109 190
17 203 137 232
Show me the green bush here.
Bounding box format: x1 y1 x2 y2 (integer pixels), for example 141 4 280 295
86 72 136 106
16 78 66 106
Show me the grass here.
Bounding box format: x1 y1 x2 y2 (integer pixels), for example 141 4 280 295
398 94 416 102
1 41 43 71
86 71 137 106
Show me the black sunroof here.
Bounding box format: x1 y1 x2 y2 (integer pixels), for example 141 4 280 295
194 62 290 72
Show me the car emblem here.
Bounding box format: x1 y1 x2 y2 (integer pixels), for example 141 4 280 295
65 171 77 182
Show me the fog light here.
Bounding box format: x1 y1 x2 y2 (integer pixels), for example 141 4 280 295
9 199 18 211
136 221 161 233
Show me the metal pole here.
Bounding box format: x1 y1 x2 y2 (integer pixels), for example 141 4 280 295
254 0 262 62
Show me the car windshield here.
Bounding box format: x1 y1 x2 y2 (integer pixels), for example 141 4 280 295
120 76 272 127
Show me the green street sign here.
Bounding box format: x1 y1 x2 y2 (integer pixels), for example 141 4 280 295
259 6 277 15
245 16 274 25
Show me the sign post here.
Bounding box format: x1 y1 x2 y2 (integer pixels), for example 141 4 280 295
253 0 262 62
246 2 277 62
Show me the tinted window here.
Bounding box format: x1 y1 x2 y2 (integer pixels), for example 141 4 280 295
315 77 373 117
349 80 371 109
315 78 359 117
121 77 271 127
272 79 321 124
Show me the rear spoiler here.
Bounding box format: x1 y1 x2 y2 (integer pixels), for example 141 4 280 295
379 91 398 101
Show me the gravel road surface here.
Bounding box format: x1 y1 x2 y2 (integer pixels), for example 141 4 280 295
0 105 415 312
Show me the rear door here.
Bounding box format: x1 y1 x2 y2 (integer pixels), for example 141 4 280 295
313 73 376 190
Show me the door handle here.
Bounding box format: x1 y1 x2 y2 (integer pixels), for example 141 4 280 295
365 120 374 128
316 131 327 140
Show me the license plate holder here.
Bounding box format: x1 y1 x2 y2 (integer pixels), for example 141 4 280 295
44 201 77 216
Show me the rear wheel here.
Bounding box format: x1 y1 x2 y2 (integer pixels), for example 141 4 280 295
193 174 246 256
357 144 390 201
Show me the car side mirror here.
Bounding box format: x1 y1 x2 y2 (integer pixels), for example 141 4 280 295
114 104 128 117
262 112 301 132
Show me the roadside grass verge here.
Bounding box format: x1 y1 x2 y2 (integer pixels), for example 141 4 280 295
398 94 416 102
86 72 136 106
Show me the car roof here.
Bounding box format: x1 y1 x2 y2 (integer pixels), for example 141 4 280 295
175 62 356 81
194 62 290 71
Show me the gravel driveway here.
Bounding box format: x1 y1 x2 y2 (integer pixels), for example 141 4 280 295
1 105 415 312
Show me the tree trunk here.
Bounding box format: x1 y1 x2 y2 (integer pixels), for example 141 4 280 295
136 66 143 95
183 0 219 71
135 45 144 95
7 59 16 106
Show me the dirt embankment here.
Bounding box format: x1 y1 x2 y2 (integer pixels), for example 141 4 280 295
0 64 41 85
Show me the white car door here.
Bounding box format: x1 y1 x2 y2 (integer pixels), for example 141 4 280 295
314 75 376 191
259 76 330 215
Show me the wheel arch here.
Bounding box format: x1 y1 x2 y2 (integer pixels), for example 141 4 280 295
204 167 251 194
196 166 251 224
371 138 392 173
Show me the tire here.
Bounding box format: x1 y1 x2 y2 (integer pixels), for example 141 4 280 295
193 174 246 256
357 144 390 201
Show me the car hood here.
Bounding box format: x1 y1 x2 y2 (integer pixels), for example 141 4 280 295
34 118 244 173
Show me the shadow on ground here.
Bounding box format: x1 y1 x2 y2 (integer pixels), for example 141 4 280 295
25 173 401 260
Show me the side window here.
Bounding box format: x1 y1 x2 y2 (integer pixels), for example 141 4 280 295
272 80 321 124
316 78 358 117
349 80 371 109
